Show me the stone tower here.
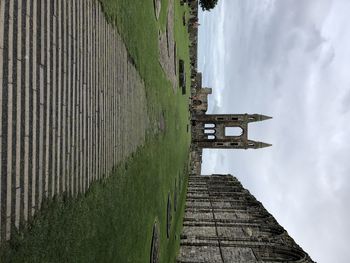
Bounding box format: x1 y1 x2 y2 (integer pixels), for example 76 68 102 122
192 113 272 149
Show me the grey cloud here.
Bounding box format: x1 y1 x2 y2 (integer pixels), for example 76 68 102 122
199 0 350 262
341 90 350 113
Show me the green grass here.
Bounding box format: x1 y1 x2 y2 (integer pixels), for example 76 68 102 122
1 0 192 262
100 0 191 122
1 129 190 263
1 136 189 263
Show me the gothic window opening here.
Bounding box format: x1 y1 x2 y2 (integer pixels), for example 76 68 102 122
225 127 243 137
204 129 215 134
204 123 215 128
207 135 215 140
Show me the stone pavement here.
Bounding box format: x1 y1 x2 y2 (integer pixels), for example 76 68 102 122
0 0 148 242
158 0 177 91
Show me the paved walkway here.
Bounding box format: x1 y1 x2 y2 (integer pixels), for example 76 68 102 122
159 0 177 91
0 0 148 242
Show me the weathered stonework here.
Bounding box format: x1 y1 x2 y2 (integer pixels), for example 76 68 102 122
177 175 315 262
189 147 202 175
192 113 273 149
191 87 212 113
150 221 160 263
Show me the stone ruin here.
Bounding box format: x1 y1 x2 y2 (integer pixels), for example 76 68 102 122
177 1 315 262
177 175 315 262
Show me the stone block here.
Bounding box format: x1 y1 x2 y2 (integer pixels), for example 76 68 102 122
178 246 222 263
221 247 257 262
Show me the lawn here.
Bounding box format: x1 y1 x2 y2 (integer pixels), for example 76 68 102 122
0 0 192 262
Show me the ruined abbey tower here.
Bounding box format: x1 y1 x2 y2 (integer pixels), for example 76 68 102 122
184 20 314 259
183 77 315 261
192 113 272 149
181 78 315 262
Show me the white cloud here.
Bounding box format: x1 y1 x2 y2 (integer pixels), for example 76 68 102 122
199 0 350 262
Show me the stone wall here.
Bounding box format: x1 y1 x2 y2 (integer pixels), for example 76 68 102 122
191 87 212 113
177 174 315 262
187 0 199 78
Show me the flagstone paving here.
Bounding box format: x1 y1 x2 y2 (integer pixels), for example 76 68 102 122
159 0 177 91
0 0 148 242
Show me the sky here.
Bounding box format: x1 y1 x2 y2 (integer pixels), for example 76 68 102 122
198 0 350 262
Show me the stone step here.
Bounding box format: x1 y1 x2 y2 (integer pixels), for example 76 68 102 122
0 0 148 242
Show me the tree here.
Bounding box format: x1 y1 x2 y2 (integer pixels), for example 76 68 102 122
199 0 219 11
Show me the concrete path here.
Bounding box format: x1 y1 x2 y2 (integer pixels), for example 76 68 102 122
0 0 148 242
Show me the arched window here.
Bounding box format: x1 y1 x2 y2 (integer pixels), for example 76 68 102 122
207 135 215 140
204 123 215 128
204 129 215 134
225 127 243 137
254 246 308 262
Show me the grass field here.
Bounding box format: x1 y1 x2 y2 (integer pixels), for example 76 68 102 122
0 0 192 262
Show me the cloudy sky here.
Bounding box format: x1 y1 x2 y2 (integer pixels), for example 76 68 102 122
198 0 350 262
